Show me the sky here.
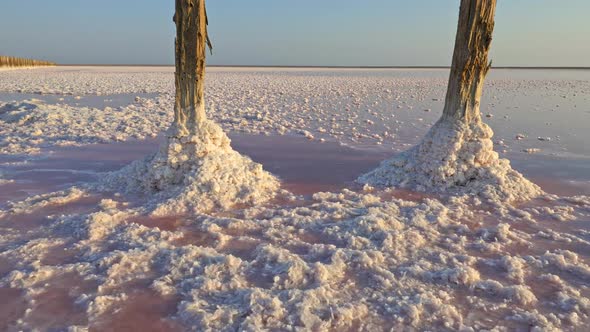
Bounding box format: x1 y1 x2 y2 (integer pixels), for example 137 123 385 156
1 0 589 67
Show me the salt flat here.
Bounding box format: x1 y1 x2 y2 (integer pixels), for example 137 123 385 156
0 66 589 331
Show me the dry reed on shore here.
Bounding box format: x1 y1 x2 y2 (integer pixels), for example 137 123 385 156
0 56 56 68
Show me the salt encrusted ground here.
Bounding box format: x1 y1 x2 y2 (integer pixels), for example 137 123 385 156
0 97 168 154
359 120 543 204
1 178 589 331
99 120 281 216
2 67 589 157
0 67 589 331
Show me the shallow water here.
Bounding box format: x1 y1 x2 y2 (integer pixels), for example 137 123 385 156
1 67 590 331
1 133 587 208
1 139 589 331
1 133 586 210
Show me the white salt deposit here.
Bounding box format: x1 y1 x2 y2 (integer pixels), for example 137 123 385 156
2 66 589 158
0 67 589 331
359 120 542 203
98 120 280 215
2 184 589 331
0 97 170 155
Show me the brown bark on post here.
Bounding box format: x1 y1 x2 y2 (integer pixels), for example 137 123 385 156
442 0 497 124
360 0 540 201
173 0 213 136
108 0 279 210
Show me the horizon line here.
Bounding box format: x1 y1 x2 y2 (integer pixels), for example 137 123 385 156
56 64 590 70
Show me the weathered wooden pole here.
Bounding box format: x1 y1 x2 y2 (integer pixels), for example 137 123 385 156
441 0 497 124
358 0 543 201
173 0 213 136
106 0 279 213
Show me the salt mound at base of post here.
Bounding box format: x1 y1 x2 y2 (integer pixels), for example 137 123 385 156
358 119 542 203
100 120 280 215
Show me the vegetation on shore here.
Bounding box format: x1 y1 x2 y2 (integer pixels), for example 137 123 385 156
0 55 56 68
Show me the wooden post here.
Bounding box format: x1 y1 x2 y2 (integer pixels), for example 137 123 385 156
442 0 497 124
173 0 213 136
359 0 541 201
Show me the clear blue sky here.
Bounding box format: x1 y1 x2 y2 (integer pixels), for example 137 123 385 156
1 0 589 66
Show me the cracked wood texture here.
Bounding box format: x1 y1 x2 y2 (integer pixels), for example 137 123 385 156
173 0 212 135
442 0 497 124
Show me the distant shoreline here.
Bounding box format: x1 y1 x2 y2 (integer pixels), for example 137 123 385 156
56 64 590 70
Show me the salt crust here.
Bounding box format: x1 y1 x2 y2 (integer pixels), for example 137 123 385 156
1 117 587 330
1 68 589 330
97 120 280 215
2 186 589 331
359 119 543 203
0 188 87 219
2 67 587 157
0 98 170 155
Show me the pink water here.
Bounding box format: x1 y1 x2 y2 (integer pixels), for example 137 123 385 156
0 134 589 330
0 135 391 330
